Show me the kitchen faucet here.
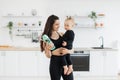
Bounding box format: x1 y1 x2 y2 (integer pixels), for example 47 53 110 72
99 36 104 48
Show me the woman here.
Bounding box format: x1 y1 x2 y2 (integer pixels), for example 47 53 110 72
40 15 74 80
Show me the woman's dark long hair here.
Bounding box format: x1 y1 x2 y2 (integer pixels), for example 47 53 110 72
40 15 59 52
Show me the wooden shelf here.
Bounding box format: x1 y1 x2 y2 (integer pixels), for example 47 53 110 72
2 26 41 28
72 15 105 29
2 16 42 18
72 15 104 18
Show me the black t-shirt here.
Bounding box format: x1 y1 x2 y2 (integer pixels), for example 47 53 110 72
62 30 75 49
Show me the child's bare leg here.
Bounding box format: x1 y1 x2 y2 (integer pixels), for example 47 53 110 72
63 65 68 75
67 65 73 75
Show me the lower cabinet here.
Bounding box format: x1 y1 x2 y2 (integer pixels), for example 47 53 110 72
90 51 104 76
3 51 19 76
35 51 50 77
0 51 6 76
0 51 50 77
18 51 49 77
18 51 39 76
90 50 118 80
103 51 118 76
0 50 118 80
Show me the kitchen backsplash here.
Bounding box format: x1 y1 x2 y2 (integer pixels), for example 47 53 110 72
0 27 118 49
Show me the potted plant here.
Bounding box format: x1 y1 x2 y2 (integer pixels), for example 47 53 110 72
7 21 13 40
88 11 98 28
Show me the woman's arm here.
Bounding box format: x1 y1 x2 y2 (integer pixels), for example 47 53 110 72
43 42 52 58
61 48 74 55
52 47 74 56
44 46 51 58
51 47 62 56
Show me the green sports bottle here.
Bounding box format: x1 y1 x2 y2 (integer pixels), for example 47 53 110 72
42 34 55 50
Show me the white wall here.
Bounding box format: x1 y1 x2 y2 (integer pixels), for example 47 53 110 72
0 0 120 70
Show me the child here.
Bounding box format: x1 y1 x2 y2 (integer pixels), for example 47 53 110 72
61 16 75 75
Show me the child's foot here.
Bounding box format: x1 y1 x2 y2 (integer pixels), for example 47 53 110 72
63 66 68 75
67 65 73 75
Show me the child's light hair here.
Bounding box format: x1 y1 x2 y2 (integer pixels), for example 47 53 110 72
65 16 75 27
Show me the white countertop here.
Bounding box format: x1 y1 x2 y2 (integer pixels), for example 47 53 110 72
0 46 118 51
74 47 118 51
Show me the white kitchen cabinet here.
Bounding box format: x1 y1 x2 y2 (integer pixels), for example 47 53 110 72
90 51 104 76
0 51 50 77
90 50 118 80
18 51 38 76
18 51 49 77
35 51 50 77
0 51 6 76
2 51 18 76
18 51 49 76
103 51 118 76
0 51 3 76
0 51 7 76
0 50 118 80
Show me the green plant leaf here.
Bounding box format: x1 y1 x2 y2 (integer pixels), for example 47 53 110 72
7 21 13 29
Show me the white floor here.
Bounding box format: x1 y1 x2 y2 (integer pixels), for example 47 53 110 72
0 76 119 80
0 76 49 80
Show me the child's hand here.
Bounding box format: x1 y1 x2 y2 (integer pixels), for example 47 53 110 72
62 41 67 46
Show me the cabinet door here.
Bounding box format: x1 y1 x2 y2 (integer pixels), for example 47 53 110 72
103 51 118 76
4 51 19 76
0 51 5 76
35 51 50 77
0 51 2 76
90 51 104 76
18 51 38 76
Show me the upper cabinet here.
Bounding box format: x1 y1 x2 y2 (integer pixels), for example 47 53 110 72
72 11 105 29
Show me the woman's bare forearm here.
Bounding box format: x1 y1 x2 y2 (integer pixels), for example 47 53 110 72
45 51 51 58
60 48 74 55
44 46 51 58
51 48 62 56
52 48 74 56
68 48 74 54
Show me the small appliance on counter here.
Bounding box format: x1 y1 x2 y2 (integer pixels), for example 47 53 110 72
32 32 39 43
